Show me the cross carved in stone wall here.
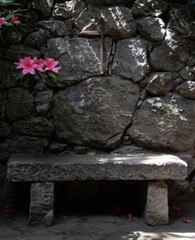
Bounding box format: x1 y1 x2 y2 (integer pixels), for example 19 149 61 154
81 18 108 74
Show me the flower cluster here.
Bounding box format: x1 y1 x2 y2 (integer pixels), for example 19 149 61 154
16 56 62 84
0 0 26 31
0 15 20 27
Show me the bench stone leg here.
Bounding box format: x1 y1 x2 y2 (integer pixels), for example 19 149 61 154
145 180 168 226
28 182 54 226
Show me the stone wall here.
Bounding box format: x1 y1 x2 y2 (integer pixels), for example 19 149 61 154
1 0 195 202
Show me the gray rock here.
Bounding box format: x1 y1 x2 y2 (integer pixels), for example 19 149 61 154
150 34 189 71
75 6 137 40
5 45 41 61
86 0 123 5
179 67 194 81
7 153 187 182
74 146 89 154
136 17 166 41
38 19 69 37
33 0 54 18
8 87 34 103
132 0 168 17
52 76 140 148
0 60 19 88
9 136 49 154
112 38 149 82
25 29 51 48
145 72 173 95
7 102 35 121
167 4 191 36
7 88 34 121
52 0 86 20
176 81 195 99
0 121 12 139
13 117 54 137
49 141 67 154
29 182 54 226
35 90 53 116
145 181 168 225
130 94 195 151
0 142 10 162
45 37 112 86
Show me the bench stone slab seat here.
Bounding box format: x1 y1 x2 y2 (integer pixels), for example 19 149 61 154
7 153 187 226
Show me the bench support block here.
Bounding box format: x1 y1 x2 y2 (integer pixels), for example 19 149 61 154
28 182 54 226
145 181 168 226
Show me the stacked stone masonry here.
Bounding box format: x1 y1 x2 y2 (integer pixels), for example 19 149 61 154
1 0 195 201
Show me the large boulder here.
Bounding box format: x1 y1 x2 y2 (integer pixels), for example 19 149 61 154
34 0 54 19
112 38 149 82
130 94 195 151
150 34 189 71
52 76 140 148
75 6 137 39
45 37 112 86
136 17 166 42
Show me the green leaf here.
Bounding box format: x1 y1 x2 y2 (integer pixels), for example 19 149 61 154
47 71 57 79
15 71 24 80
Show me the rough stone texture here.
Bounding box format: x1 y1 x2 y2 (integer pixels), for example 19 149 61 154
25 29 51 48
150 34 189 71
33 0 54 19
45 37 112 86
112 38 149 82
49 141 67 154
0 89 7 121
35 90 53 116
0 121 12 139
38 19 70 37
145 72 173 96
7 153 187 182
130 94 195 151
0 60 19 88
52 0 86 20
5 45 41 61
145 181 168 225
0 142 10 162
87 0 124 5
29 182 54 226
132 0 168 17
180 67 194 81
136 17 166 42
52 76 140 148
176 81 195 99
13 117 54 138
75 6 137 40
9 136 49 154
6 88 34 121
167 4 191 36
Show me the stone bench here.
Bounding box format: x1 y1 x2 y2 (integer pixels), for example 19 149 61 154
7 153 187 226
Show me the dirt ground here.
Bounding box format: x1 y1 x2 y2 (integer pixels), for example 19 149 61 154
0 201 195 240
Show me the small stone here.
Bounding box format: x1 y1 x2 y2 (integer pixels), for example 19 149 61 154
176 81 195 99
33 0 54 18
42 209 54 227
74 146 89 154
179 67 194 81
145 72 173 96
0 121 12 139
49 142 67 154
25 29 51 48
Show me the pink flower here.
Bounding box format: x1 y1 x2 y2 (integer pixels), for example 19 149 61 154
11 16 20 25
44 58 62 73
16 56 36 75
182 219 192 224
127 213 137 222
4 203 14 215
170 203 181 212
33 57 44 72
0 17 7 26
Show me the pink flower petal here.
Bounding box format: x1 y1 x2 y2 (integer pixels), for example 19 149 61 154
11 16 20 25
170 203 181 212
182 219 192 224
128 213 137 222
